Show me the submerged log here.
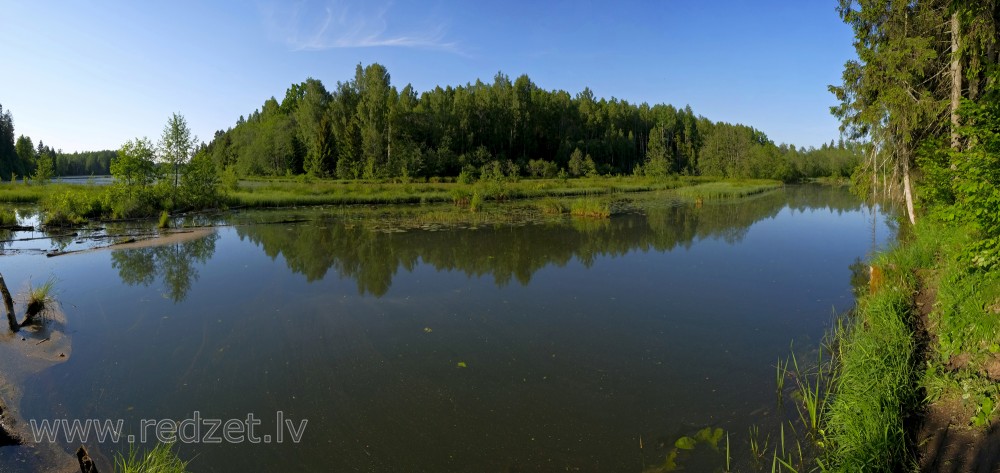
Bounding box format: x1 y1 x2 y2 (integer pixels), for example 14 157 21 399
77 445 100 473
0 273 17 332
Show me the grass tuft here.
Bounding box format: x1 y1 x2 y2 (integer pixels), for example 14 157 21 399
569 197 611 218
536 198 566 215
158 210 170 229
23 278 56 324
115 442 190 473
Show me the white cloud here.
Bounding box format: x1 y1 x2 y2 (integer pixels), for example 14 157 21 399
261 0 461 53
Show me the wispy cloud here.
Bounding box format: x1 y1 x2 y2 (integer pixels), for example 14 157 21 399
261 0 461 53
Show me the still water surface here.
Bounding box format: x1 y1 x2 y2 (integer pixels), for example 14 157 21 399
0 185 894 472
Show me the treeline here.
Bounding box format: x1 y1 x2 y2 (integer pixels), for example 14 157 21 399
0 103 113 180
206 64 857 182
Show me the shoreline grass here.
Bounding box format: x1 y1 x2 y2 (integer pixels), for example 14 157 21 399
820 218 1000 471
569 197 612 218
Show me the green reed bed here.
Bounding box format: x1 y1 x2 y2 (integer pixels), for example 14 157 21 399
674 180 782 200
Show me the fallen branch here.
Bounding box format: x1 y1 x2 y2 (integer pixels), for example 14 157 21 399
0 273 16 332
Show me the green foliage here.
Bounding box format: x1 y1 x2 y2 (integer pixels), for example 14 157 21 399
527 159 559 178
159 112 197 190
0 207 16 227
109 138 161 218
179 150 221 209
115 442 190 473
644 124 673 178
456 168 474 185
950 90 1000 269
567 148 596 177
14 135 34 173
32 154 54 183
54 149 115 176
475 161 513 200
203 65 854 183
221 164 239 191
0 104 28 180
42 189 103 226
158 210 170 229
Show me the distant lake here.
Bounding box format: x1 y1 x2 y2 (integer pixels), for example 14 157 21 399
51 175 114 185
0 185 895 472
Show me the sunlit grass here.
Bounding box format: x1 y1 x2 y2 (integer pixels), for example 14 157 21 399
569 197 611 218
226 176 703 208
674 179 782 200
0 207 16 227
115 442 190 473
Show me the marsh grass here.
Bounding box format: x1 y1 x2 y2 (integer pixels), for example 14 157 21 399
569 197 612 218
674 180 781 200
226 176 702 209
23 278 55 324
115 442 190 473
0 207 16 227
535 198 567 215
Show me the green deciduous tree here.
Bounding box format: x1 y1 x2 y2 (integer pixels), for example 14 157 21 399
109 137 160 217
295 79 334 177
159 113 197 192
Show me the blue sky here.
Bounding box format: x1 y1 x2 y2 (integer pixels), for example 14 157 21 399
0 1 855 153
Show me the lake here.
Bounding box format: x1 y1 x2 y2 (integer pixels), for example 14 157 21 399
0 185 894 472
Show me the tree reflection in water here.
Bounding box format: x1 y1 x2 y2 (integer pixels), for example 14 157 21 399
234 187 876 297
111 232 219 302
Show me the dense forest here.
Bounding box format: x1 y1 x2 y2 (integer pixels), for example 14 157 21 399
1 70 857 183
0 104 113 180
204 64 858 182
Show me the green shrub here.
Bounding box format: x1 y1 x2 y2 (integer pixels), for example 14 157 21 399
42 190 102 226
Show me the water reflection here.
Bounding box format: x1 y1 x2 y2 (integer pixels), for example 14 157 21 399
233 186 872 297
2 184 896 472
111 233 219 302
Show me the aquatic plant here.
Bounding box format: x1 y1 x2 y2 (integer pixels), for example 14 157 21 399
115 442 190 473
569 197 611 218
535 198 566 215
